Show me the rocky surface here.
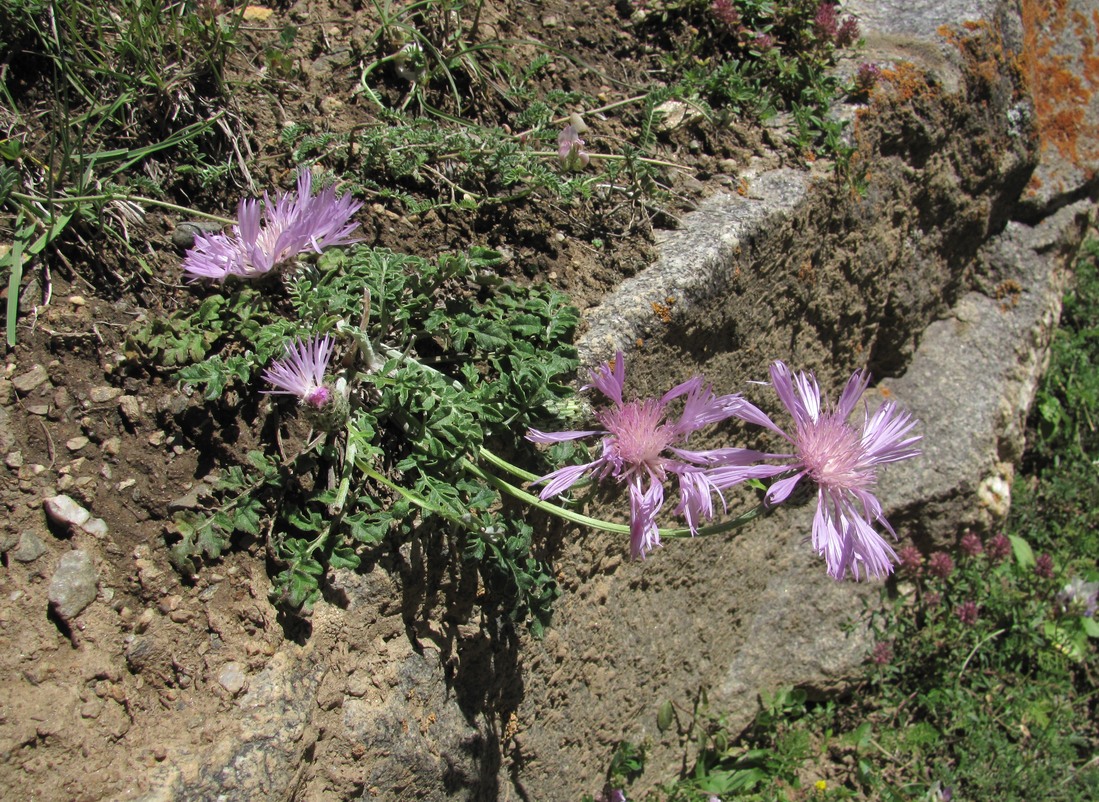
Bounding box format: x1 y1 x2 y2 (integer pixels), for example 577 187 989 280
0 1 1095 800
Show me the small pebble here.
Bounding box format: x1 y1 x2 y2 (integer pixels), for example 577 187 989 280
12 532 47 562
66 436 89 452
89 386 122 403
12 365 49 395
48 550 98 622
217 662 247 696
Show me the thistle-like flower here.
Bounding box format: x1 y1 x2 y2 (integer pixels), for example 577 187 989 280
528 352 767 560
557 124 591 172
262 335 336 409
713 361 921 580
182 169 362 281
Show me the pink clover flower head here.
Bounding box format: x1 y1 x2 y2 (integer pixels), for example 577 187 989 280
814 2 839 40
182 169 362 282
897 544 923 574
871 640 893 666
959 530 984 557
955 600 979 627
725 361 921 581
262 335 336 409
1035 552 1054 578
557 125 590 172
527 352 762 560
927 551 954 580
710 0 741 29
986 532 1011 563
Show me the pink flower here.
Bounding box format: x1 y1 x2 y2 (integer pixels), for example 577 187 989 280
898 545 923 574
715 361 921 580
871 641 893 666
557 125 590 172
986 532 1011 564
183 169 362 281
527 353 766 560
927 551 954 580
1035 553 1054 578
955 600 979 626
960 531 984 557
262 335 335 408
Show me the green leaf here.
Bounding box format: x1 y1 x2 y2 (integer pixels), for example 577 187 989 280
1081 616 1099 638
1009 534 1036 569
657 699 675 732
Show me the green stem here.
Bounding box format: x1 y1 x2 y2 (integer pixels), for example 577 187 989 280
355 459 458 523
477 445 541 483
463 456 771 539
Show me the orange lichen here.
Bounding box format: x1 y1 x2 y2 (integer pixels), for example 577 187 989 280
1016 0 1099 168
877 61 940 104
736 177 749 196
651 296 676 324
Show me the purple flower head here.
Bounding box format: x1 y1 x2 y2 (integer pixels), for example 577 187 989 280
854 62 882 94
183 169 362 282
527 352 765 560
955 600 979 627
927 551 954 580
710 0 741 29
871 640 893 666
1035 552 1054 579
960 530 984 558
986 532 1011 564
898 544 923 574
814 2 839 40
262 335 336 408
716 361 921 580
836 16 860 47
557 124 590 172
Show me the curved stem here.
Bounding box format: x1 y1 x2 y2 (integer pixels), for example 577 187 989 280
464 455 771 539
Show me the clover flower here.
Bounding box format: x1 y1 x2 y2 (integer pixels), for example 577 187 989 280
262 335 336 409
557 124 591 172
715 361 921 580
927 551 954 580
527 352 765 560
182 169 362 281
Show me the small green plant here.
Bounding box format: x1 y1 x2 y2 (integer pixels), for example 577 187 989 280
145 242 579 632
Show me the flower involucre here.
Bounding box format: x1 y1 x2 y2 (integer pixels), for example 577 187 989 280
527 352 766 560
182 169 362 281
714 361 921 581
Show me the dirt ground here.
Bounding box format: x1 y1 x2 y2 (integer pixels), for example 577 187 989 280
0 1 848 799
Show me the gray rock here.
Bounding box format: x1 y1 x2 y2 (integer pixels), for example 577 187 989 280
12 531 47 562
48 550 98 621
171 220 224 250
118 395 141 427
88 386 123 404
11 364 49 395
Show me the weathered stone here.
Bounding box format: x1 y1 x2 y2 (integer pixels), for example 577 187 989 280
48 550 98 621
89 386 123 403
11 364 48 395
12 532 47 562
117 395 141 427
